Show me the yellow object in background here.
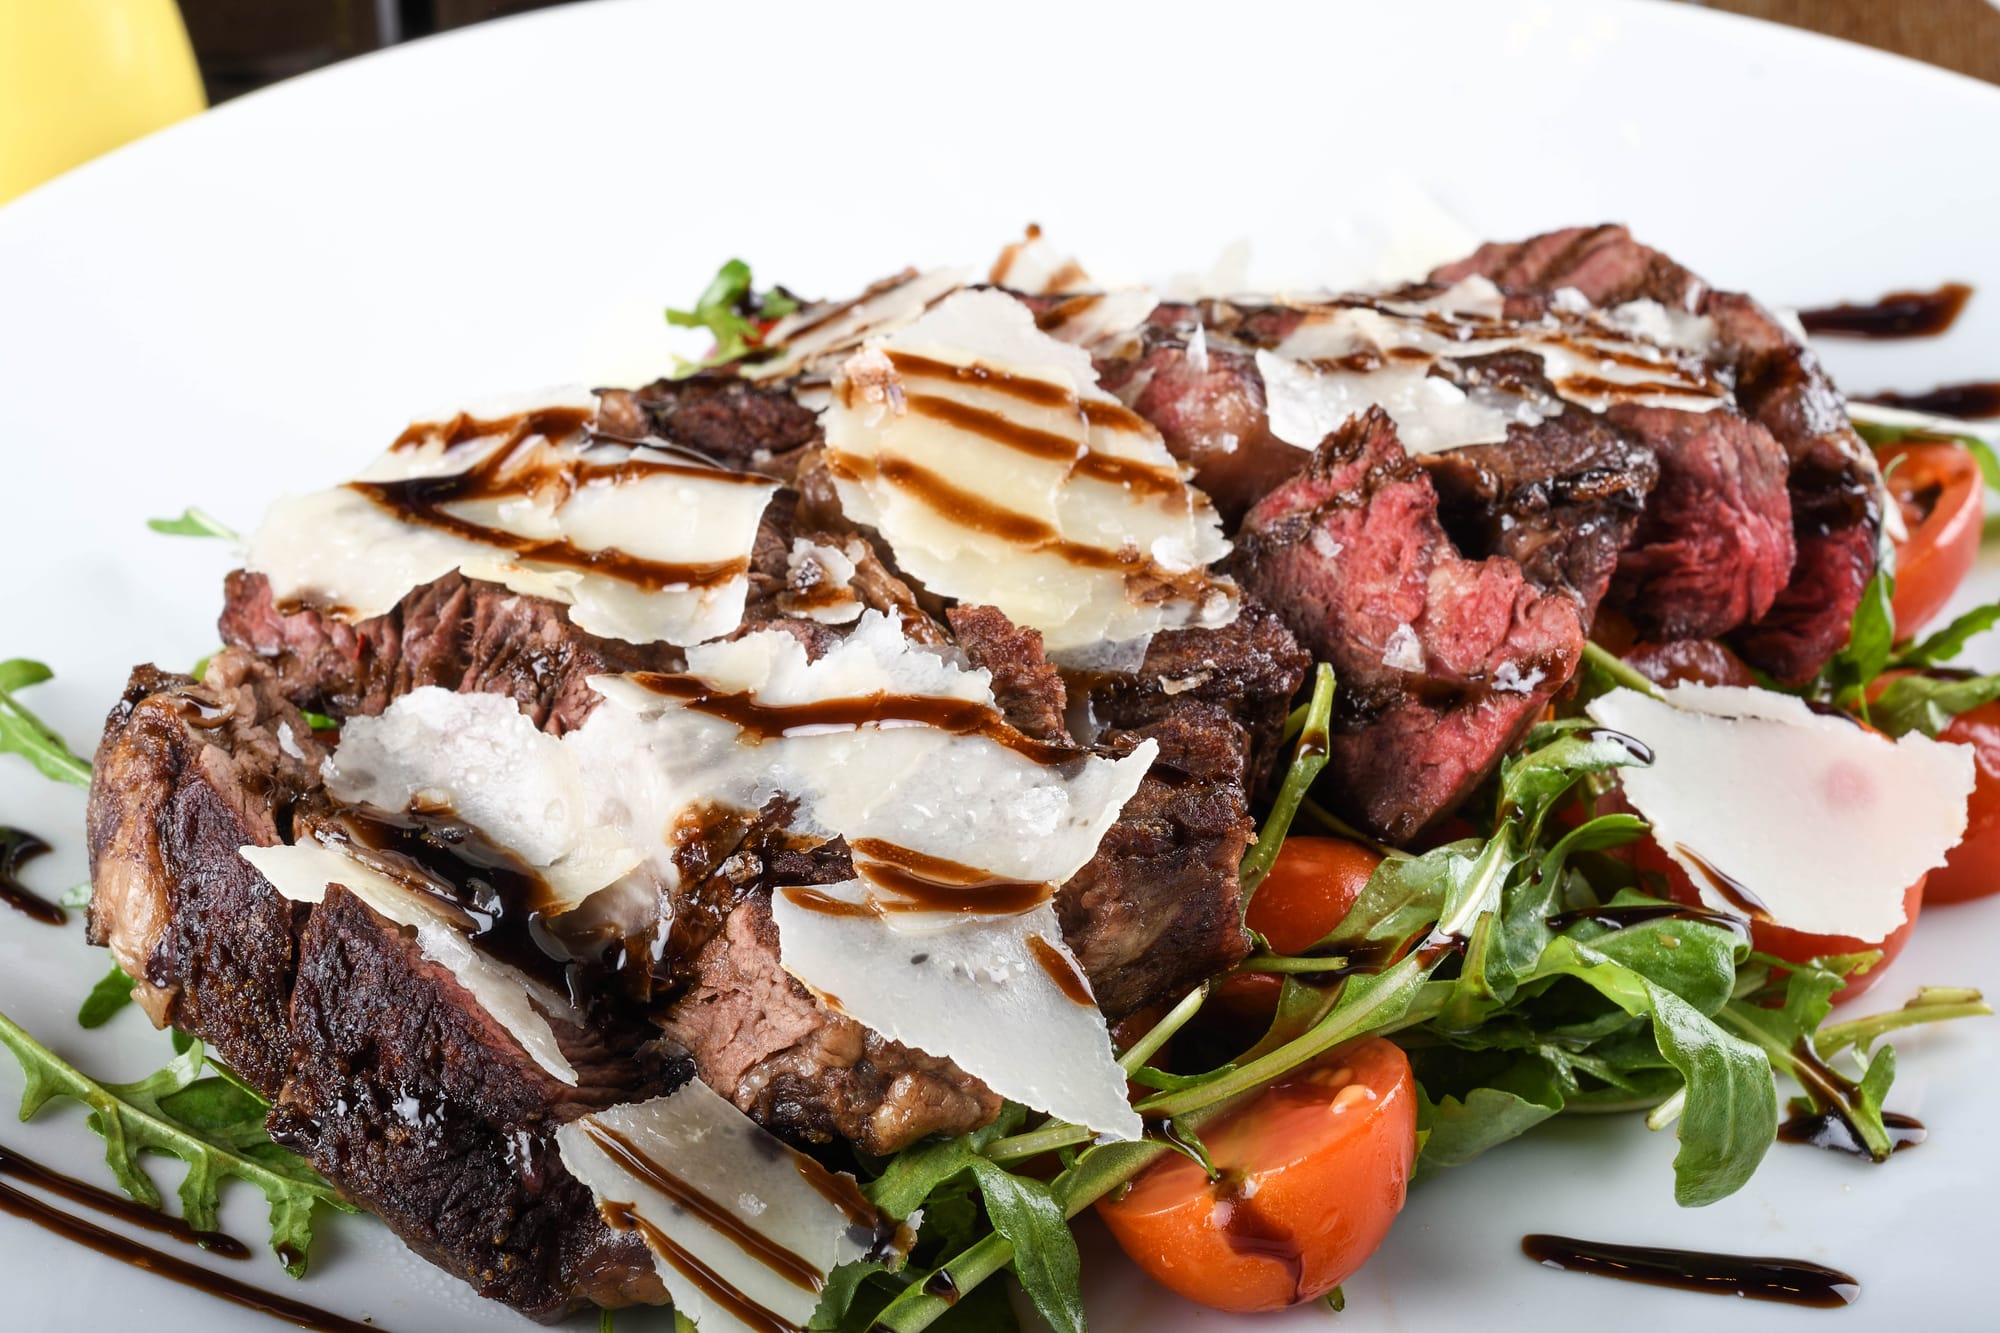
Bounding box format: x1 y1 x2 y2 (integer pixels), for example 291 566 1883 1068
0 0 206 205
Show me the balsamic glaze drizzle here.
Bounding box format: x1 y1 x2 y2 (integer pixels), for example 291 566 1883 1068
1523 1233 1859 1308
0 827 65 926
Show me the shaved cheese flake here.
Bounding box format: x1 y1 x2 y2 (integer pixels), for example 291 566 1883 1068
747 267 970 381
571 612 1152 1135
246 399 777 647
1258 282 1730 455
556 1082 885 1332
988 228 1091 295
323 688 642 909
774 889 1140 1138
240 841 580 1083
825 288 1235 655
1586 685 1974 941
779 538 864 624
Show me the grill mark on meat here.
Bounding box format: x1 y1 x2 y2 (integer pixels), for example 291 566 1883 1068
581 1123 824 1294
622 670 1090 768
602 1201 793 1333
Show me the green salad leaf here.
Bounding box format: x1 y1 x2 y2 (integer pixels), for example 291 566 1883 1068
146 507 239 541
76 965 137 1029
665 259 800 378
0 1009 351 1275
0 659 92 787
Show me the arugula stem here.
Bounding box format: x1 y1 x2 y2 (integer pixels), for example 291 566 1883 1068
1579 641 1664 702
1118 983 1207 1074
979 1121 1093 1166
1717 1001 1893 1160
1645 1086 1688 1131
1239 664 1335 903
1813 988 1991 1058
1234 954 1356 974
1297 796 1411 860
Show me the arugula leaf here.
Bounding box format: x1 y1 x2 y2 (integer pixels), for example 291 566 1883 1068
1815 986 1992 1058
665 259 798 378
146 507 240 541
1413 1060 1565 1180
1525 936 1776 1205
966 1161 1082 1333
0 1010 350 1273
300 710 339 732
58 881 93 909
1819 569 1899 709
1896 601 2000 669
0 658 92 787
1870 671 2000 738
77 966 137 1029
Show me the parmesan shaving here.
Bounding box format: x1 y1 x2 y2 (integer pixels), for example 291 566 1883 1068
322 688 643 910
1585 685 1975 942
245 395 777 647
746 267 969 382
823 288 1236 655
568 612 1151 1136
556 1083 883 1332
1259 279 1731 455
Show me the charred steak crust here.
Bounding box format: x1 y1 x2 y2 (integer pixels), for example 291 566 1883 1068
272 885 670 1320
1431 224 1881 682
595 373 822 482
85 653 325 1095
1236 407 1584 844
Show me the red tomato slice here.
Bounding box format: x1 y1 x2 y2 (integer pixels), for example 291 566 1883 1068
1097 1039 1416 1312
1924 698 2000 903
1878 440 1982 641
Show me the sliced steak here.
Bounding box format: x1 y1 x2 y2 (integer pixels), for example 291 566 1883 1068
1097 304 1310 524
271 885 672 1320
1236 407 1584 843
948 603 1072 742
656 892 1001 1154
85 652 325 1095
1432 225 1880 681
595 372 821 482
1600 405 1793 639
220 569 670 734
1421 401 1659 615
1058 701 1256 1018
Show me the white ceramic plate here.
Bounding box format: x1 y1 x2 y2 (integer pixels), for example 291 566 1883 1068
4 0 1999 1328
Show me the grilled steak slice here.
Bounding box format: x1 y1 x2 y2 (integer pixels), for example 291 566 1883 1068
657 892 1002 1154
1600 405 1794 639
595 372 821 481
947 603 1073 742
270 885 671 1320
1432 225 1880 681
1422 402 1659 614
220 570 669 734
1058 701 1256 1017
1237 407 1584 843
1097 303 1310 524
85 652 325 1095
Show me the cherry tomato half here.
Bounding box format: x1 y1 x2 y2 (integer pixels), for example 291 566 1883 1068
1878 440 1982 641
1097 1039 1416 1312
1630 816 1923 1005
1924 698 2000 903
1217 838 1384 1026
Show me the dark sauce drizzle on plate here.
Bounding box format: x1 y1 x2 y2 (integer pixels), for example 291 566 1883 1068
1858 381 2000 420
0 1144 381 1332
0 826 65 926
1799 283 1972 339
1523 1233 1859 1308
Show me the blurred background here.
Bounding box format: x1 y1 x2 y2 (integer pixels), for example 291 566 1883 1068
177 0 2000 101
3 0 1997 206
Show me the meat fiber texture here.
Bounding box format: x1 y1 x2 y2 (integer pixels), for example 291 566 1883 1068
1237 407 1584 843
